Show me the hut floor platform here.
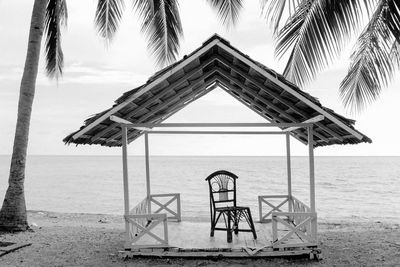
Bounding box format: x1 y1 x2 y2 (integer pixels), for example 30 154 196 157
120 221 320 258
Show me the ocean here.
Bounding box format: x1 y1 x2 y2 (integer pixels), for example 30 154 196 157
0 155 399 223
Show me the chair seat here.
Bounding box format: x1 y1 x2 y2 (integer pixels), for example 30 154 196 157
215 206 250 211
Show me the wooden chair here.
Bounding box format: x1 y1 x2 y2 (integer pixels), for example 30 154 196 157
205 170 257 243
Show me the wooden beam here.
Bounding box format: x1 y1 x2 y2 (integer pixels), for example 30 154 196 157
122 126 130 248
90 57 218 142
123 81 220 142
105 72 217 142
308 126 316 213
214 57 340 141
217 68 297 122
144 133 151 213
110 76 220 141
216 75 315 145
308 126 318 243
72 38 221 141
218 80 308 145
216 42 364 140
283 115 325 132
122 122 313 128
110 116 151 131
148 131 286 135
286 133 292 212
217 81 279 123
216 68 330 143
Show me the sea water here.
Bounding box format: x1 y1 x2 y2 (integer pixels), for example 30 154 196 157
0 155 399 223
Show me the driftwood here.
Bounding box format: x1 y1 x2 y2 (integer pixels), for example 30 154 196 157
0 243 32 257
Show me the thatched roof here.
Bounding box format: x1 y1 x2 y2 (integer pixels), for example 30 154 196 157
63 34 371 147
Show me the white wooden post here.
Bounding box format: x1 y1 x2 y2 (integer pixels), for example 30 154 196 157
122 126 130 248
144 132 151 213
286 133 292 212
307 126 315 212
307 125 317 241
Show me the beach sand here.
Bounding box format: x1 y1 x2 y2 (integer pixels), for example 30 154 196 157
1 211 399 266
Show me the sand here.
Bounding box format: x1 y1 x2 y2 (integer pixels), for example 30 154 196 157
0 211 399 266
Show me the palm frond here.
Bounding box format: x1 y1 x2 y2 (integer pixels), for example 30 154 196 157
385 0 400 42
133 0 183 67
45 0 68 79
276 0 374 87
340 1 399 113
206 0 243 28
260 0 301 34
94 0 125 43
390 40 400 67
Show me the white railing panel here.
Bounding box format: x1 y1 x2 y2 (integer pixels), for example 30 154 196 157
150 193 181 221
272 211 317 249
258 195 289 223
290 196 312 232
126 195 170 249
129 197 150 237
125 213 168 249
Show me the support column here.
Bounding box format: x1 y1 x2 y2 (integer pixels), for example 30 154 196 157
144 132 151 212
286 133 293 212
308 125 317 241
307 126 315 212
122 126 130 247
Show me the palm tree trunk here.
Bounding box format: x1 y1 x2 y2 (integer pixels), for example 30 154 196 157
0 0 47 231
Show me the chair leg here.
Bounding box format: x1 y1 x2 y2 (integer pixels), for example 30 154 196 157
210 211 216 237
227 210 232 243
246 208 257 239
234 210 239 235
211 212 223 237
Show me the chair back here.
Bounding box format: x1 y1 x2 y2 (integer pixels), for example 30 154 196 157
205 170 237 210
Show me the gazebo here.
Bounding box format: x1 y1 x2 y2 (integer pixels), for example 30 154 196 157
64 34 370 258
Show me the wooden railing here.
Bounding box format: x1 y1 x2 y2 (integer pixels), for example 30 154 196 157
128 197 150 238
258 195 290 223
125 196 168 249
125 212 168 249
258 194 317 249
149 193 181 221
124 193 180 249
272 211 317 248
290 196 311 231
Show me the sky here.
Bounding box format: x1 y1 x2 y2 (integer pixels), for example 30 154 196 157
0 0 399 156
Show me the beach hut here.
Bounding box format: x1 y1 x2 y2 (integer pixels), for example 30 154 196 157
64 35 371 258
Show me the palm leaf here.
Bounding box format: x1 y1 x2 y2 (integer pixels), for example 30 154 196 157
385 0 400 42
44 0 68 79
133 0 183 67
94 0 125 43
206 0 243 28
260 0 301 34
340 0 400 113
275 0 375 87
390 40 400 67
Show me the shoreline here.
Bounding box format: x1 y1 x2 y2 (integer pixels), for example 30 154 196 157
26 209 400 225
1 211 400 266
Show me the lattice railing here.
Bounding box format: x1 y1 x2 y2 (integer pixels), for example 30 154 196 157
258 195 290 223
150 193 181 221
124 193 181 249
272 211 317 248
125 196 168 249
290 196 311 231
125 212 168 249
258 194 317 249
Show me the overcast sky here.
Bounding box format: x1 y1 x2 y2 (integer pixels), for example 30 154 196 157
0 1 399 156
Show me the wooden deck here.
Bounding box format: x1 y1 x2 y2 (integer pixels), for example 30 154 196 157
167 220 301 249
120 220 320 258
